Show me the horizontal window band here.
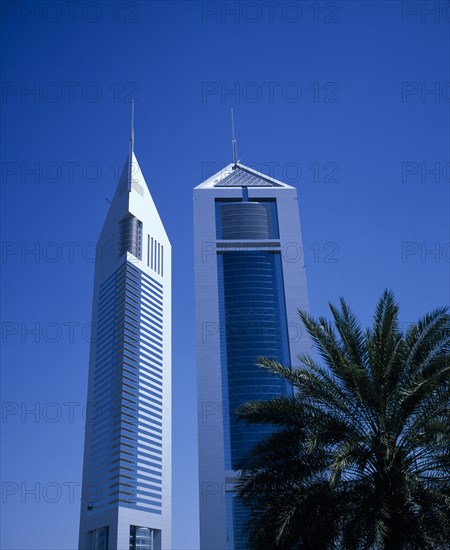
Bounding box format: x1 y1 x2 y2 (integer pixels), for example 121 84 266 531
127 263 163 291
216 241 280 248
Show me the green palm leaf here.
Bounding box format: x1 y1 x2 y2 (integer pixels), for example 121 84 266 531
236 290 450 549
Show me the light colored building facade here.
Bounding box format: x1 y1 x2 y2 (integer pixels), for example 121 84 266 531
79 122 171 550
194 162 310 549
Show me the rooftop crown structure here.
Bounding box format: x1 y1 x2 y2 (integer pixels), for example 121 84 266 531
79 103 171 550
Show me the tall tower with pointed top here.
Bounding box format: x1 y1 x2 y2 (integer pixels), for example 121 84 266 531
194 134 310 548
79 110 171 550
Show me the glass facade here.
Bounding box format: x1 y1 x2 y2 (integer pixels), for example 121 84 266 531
214 196 292 548
91 527 109 550
129 526 156 550
221 202 272 240
87 262 164 515
216 199 279 240
216 198 291 549
120 216 143 259
232 496 251 550
218 250 291 549
218 251 291 470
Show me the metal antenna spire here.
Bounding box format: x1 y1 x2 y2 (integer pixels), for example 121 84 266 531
231 108 238 167
128 98 135 192
130 97 135 153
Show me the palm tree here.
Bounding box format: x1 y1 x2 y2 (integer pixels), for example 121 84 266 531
237 290 449 549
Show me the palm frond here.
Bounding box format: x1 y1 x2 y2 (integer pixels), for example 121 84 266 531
234 290 450 549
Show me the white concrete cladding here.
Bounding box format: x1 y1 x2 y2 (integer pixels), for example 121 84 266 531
194 163 310 549
79 151 171 550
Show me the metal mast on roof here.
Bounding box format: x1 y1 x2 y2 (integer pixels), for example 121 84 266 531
231 108 238 168
128 98 135 191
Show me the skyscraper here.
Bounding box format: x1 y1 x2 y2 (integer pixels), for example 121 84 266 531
79 107 171 550
194 144 310 548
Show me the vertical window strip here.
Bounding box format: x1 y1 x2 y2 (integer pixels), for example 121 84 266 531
148 238 164 277
151 237 154 270
137 221 142 260
157 243 161 275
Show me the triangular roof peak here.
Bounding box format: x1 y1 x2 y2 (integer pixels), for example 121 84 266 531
195 162 296 190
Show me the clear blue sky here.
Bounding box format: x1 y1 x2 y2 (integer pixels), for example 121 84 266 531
1 1 449 549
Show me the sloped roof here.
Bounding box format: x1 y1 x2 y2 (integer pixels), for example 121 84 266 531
195 163 295 190
215 165 279 187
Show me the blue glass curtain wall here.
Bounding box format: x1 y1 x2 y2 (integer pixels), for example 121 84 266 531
217 251 291 469
215 199 279 240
